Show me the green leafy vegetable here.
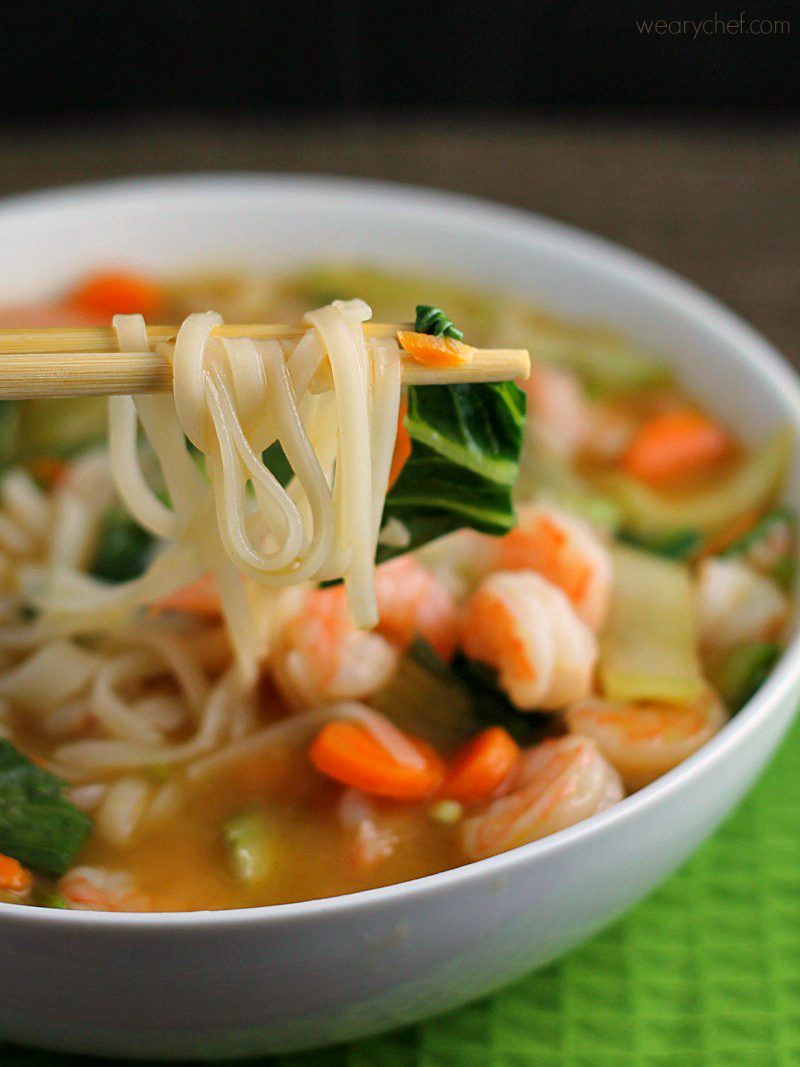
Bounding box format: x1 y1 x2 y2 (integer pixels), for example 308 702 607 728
0 740 92 877
370 643 474 749
403 640 550 746
617 527 703 561
262 441 294 488
414 305 464 340
380 381 526 559
721 506 796 588
380 301 525 559
709 642 782 712
450 653 552 745
91 505 155 583
772 554 796 590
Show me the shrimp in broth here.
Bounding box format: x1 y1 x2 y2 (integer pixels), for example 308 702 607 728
0 264 791 912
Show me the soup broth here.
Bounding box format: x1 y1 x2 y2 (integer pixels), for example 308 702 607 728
0 266 792 911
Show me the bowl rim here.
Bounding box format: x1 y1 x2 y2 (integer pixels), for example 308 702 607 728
1 171 799 930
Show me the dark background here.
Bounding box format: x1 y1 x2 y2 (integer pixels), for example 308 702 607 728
0 0 796 121
0 1 794 360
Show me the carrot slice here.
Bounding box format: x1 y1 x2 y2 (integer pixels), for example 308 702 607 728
0 853 33 893
622 409 732 486
441 727 520 805
151 573 221 617
71 271 165 319
388 398 412 489
397 330 475 368
309 722 444 800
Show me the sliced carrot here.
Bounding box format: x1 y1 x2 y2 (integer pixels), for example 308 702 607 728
71 271 165 319
441 727 520 805
397 330 475 368
28 457 68 490
0 853 33 893
151 573 221 617
622 409 732 486
309 721 444 800
388 398 412 490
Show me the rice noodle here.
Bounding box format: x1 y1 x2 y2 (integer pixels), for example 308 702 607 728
0 301 414 806
146 780 183 823
187 701 424 782
67 782 108 813
0 640 100 713
1 471 50 540
95 775 153 847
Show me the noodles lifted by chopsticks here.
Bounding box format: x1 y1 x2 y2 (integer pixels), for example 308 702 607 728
0 300 406 816
104 299 400 673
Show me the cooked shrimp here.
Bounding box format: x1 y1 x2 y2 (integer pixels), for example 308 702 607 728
460 570 598 710
270 586 400 708
374 556 459 661
695 557 788 651
521 365 587 459
338 788 398 870
271 557 458 708
492 505 612 630
565 690 726 790
59 866 150 912
461 735 623 860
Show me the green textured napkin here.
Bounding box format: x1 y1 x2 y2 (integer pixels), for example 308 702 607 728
4 714 800 1067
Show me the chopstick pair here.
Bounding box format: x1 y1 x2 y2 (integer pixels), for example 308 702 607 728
0 324 530 400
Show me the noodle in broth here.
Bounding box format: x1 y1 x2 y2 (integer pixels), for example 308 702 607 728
0 267 790 911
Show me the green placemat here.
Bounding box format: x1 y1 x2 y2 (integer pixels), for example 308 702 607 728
4 714 800 1067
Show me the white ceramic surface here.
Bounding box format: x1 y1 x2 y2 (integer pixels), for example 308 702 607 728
0 175 799 1060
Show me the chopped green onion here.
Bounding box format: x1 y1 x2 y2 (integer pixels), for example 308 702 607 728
38 890 70 910
414 305 464 340
429 799 464 826
222 806 275 884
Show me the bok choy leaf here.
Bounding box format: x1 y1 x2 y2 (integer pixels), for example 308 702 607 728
0 740 92 877
379 380 526 560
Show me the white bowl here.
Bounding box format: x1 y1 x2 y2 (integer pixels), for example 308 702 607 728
1 175 799 1061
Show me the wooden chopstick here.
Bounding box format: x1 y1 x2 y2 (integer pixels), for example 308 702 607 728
0 323 405 355
0 324 530 400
